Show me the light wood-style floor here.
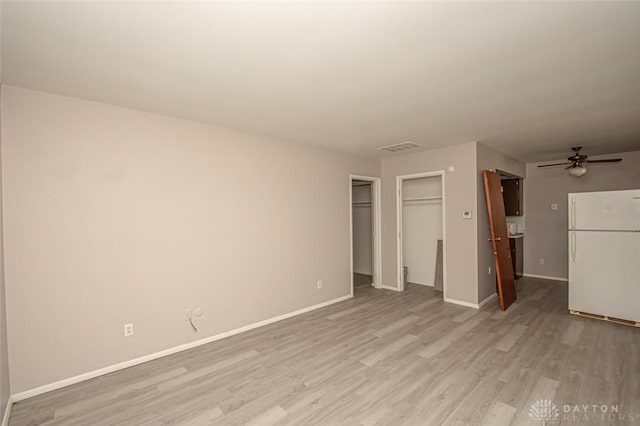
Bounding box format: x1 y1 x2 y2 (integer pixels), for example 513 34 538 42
10 278 640 425
354 273 372 288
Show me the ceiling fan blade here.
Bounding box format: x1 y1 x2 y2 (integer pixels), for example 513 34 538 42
584 159 622 163
537 163 572 168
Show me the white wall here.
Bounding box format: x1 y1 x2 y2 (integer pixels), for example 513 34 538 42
402 176 442 286
352 184 372 275
476 143 526 303
381 142 478 305
524 150 640 280
1 86 380 394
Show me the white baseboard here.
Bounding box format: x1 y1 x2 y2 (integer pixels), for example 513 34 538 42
11 294 352 402
408 282 434 288
523 273 568 282
381 285 402 292
478 292 498 308
2 396 12 426
444 297 479 309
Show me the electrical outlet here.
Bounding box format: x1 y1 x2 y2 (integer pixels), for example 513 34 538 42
539 258 545 265
317 280 323 289
193 308 203 317
124 323 134 337
488 266 492 275
550 203 558 211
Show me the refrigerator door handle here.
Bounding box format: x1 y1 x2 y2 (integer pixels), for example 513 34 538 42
571 230 576 261
570 197 576 230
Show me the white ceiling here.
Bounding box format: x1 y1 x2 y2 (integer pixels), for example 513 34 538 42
2 2 640 162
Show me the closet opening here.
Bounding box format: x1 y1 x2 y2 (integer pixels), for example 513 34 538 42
396 171 446 299
350 175 382 296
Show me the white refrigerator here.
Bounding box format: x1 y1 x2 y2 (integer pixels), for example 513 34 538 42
568 189 640 323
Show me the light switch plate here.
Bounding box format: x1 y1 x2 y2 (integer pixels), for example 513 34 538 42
462 210 472 219
550 203 558 211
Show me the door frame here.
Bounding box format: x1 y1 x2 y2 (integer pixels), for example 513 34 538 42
350 175 382 296
396 171 447 299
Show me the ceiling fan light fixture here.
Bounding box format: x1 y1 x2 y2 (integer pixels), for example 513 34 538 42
568 166 587 177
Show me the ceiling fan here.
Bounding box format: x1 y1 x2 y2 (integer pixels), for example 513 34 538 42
537 147 622 177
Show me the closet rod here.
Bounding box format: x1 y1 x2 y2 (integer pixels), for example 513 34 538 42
403 196 442 202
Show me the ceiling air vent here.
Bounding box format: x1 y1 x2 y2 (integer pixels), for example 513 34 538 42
377 141 422 153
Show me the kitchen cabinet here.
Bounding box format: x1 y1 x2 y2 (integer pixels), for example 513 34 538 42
502 178 522 216
509 237 523 280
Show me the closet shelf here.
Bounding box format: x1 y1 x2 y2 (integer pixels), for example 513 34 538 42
403 196 442 202
352 202 372 207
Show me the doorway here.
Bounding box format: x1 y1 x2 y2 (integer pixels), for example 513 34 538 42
396 171 446 298
350 175 382 296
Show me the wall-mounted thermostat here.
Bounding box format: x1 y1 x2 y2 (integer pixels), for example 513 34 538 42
462 210 472 219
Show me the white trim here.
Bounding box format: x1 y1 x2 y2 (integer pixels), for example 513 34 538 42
407 281 434 288
381 285 402 292
478 292 498 308
396 175 403 289
1 396 12 426
444 297 480 309
523 273 568 282
350 175 382 293
396 171 447 298
11 294 352 402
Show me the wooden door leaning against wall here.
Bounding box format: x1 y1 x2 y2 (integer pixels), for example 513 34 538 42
483 170 517 311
